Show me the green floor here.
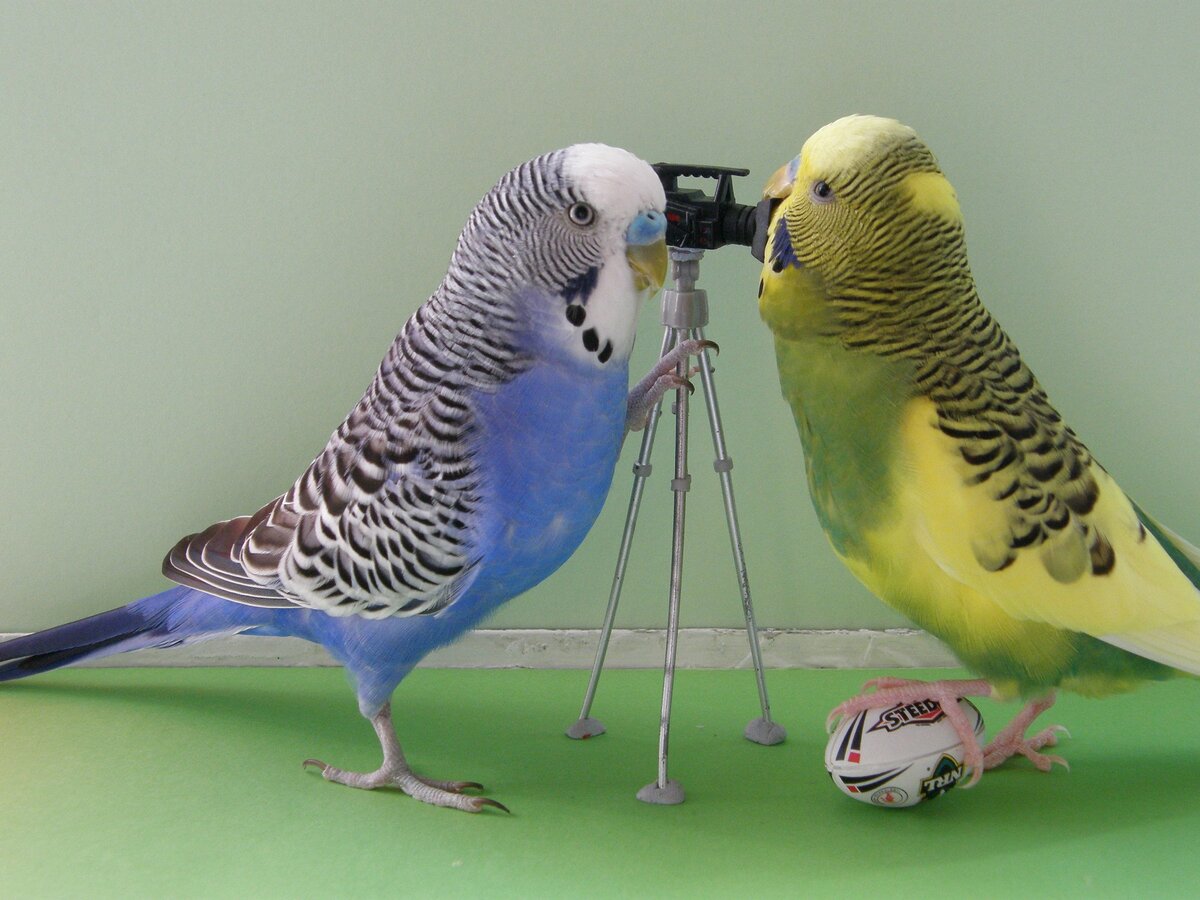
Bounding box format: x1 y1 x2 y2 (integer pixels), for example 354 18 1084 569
1 665 1196 897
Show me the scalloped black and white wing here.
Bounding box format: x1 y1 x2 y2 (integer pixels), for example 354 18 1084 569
164 293 522 619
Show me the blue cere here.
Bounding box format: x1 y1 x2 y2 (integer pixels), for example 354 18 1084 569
625 209 666 245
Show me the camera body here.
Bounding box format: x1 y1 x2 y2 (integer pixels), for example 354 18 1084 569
652 163 773 262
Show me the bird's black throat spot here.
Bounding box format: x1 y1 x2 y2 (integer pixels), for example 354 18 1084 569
582 328 600 352
565 304 586 327
598 340 613 364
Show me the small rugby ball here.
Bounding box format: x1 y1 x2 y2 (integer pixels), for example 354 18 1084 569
825 697 985 808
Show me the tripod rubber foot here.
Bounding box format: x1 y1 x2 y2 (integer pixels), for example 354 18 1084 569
636 779 685 805
744 717 787 745
566 717 607 740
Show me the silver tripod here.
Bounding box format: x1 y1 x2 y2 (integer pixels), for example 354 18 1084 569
566 247 786 805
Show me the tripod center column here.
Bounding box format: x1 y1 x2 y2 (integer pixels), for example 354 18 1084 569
662 251 709 330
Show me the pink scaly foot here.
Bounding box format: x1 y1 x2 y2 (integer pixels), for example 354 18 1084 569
625 339 717 432
302 703 509 813
827 678 993 787
982 692 1070 773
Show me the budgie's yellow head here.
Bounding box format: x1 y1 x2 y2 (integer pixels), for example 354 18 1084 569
758 115 970 343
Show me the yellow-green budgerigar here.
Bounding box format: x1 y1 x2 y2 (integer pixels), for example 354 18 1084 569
758 114 1200 784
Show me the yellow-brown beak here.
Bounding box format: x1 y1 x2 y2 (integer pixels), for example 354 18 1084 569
626 238 668 293
763 156 798 201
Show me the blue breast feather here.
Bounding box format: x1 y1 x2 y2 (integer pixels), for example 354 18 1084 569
468 358 629 602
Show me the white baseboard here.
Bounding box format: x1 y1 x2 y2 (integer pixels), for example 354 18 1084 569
0 627 959 669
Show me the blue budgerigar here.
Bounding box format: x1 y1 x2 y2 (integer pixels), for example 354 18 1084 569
0 144 700 812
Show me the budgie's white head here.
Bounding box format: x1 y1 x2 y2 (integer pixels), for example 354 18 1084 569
445 143 667 370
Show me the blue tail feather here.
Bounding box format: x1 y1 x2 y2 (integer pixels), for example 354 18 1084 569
0 586 261 682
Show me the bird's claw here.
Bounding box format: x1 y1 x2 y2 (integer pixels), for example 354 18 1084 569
984 720 1071 773
303 755 504 811
657 373 696 396
475 797 512 814
625 339 718 432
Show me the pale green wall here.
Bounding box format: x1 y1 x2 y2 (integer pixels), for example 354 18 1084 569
2 1 1198 632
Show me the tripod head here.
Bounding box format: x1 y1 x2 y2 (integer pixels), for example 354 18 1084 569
652 163 774 263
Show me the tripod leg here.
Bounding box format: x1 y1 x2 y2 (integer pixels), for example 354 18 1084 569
638 327 689 805
691 327 786 746
567 328 675 740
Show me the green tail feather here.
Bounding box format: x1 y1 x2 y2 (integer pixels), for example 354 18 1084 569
1130 499 1200 592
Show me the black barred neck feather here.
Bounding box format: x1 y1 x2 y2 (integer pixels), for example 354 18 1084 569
825 247 976 358
445 148 595 301
397 286 529 391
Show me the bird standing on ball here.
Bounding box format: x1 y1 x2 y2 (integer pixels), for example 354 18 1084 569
758 114 1200 784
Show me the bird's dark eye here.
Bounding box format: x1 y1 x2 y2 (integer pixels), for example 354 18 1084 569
568 202 597 227
811 180 835 203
